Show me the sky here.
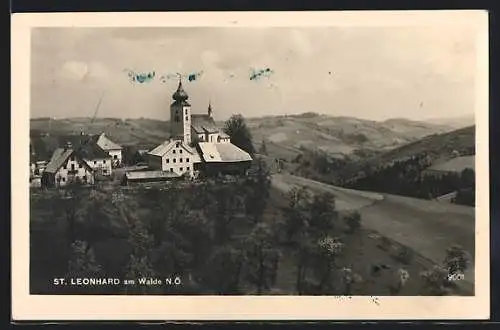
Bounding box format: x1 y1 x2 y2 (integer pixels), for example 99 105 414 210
30 26 478 121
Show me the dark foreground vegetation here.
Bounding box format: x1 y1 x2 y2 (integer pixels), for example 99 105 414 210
30 158 472 296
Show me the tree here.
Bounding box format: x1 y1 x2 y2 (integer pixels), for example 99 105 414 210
244 158 271 224
66 240 104 293
443 244 470 275
243 223 281 294
313 236 344 294
460 168 475 188
344 211 361 234
308 192 338 238
259 139 268 155
223 114 255 155
204 244 246 294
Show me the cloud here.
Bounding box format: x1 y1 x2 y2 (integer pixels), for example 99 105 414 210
59 60 110 82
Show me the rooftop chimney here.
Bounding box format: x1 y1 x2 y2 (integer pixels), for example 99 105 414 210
64 141 72 150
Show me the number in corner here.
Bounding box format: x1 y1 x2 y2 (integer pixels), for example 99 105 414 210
448 273 465 281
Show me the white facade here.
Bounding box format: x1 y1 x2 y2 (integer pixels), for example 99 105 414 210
54 156 95 186
85 158 113 176
147 140 200 177
108 149 122 166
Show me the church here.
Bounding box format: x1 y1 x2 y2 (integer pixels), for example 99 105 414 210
142 79 253 181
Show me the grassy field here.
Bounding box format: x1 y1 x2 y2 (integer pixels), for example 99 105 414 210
271 174 475 293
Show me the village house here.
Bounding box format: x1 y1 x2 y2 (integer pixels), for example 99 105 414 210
143 79 252 180
147 139 201 177
41 143 95 188
95 132 123 167
58 134 113 177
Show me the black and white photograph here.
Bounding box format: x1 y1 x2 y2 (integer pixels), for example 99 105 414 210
12 10 489 320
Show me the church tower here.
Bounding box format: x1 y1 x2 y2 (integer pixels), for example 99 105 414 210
170 79 192 145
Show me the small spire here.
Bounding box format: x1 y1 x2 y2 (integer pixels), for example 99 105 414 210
208 99 213 118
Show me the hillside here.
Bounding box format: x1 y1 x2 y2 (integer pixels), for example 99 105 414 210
248 113 454 161
341 125 475 178
31 113 453 155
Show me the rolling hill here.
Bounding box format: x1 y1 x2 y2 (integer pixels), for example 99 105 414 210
30 113 456 162
336 125 475 180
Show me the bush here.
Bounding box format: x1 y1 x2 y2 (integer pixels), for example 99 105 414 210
420 265 450 295
377 236 392 251
395 245 414 265
344 211 361 234
444 245 470 275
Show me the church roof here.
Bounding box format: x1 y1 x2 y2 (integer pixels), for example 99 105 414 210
172 80 189 101
198 142 252 163
191 114 219 134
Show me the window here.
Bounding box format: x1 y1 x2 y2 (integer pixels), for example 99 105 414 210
166 159 170 163
79 163 82 168
170 168 173 172
180 167 183 171
103 160 106 164
175 116 180 122
71 164 75 171
113 155 118 159
94 161 97 164
62 177 66 182
185 116 188 121
173 159 176 163
180 149 183 154
179 158 183 162
186 158 189 162
173 150 176 154
185 109 188 115
186 166 190 171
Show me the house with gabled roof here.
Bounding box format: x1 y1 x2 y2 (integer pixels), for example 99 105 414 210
95 132 123 167
57 134 113 177
147 139 201 177
41 144 95 188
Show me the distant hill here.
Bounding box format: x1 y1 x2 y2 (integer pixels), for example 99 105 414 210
421 114 474 130
247 113 454 161
337 125 475 180
30 113 456 161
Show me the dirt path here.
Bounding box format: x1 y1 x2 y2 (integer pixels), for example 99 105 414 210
271 174 475 289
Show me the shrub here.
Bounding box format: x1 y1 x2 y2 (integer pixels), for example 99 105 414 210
444 245 470 275
377 236 392 251
344 211 361 234
395 245 415 265
420 265 450 295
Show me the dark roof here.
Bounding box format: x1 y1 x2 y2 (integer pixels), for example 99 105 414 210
191 114 219 134
30 135 60 162
58 134 110 160
44 148 93 174
172 80 189 102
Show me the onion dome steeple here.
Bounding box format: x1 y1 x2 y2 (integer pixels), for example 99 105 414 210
172 78 189 102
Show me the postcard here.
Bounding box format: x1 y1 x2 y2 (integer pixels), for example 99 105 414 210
11 10 489 320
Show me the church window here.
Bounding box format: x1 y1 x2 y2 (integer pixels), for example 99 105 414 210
175 116 180 122
185 109 188 115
